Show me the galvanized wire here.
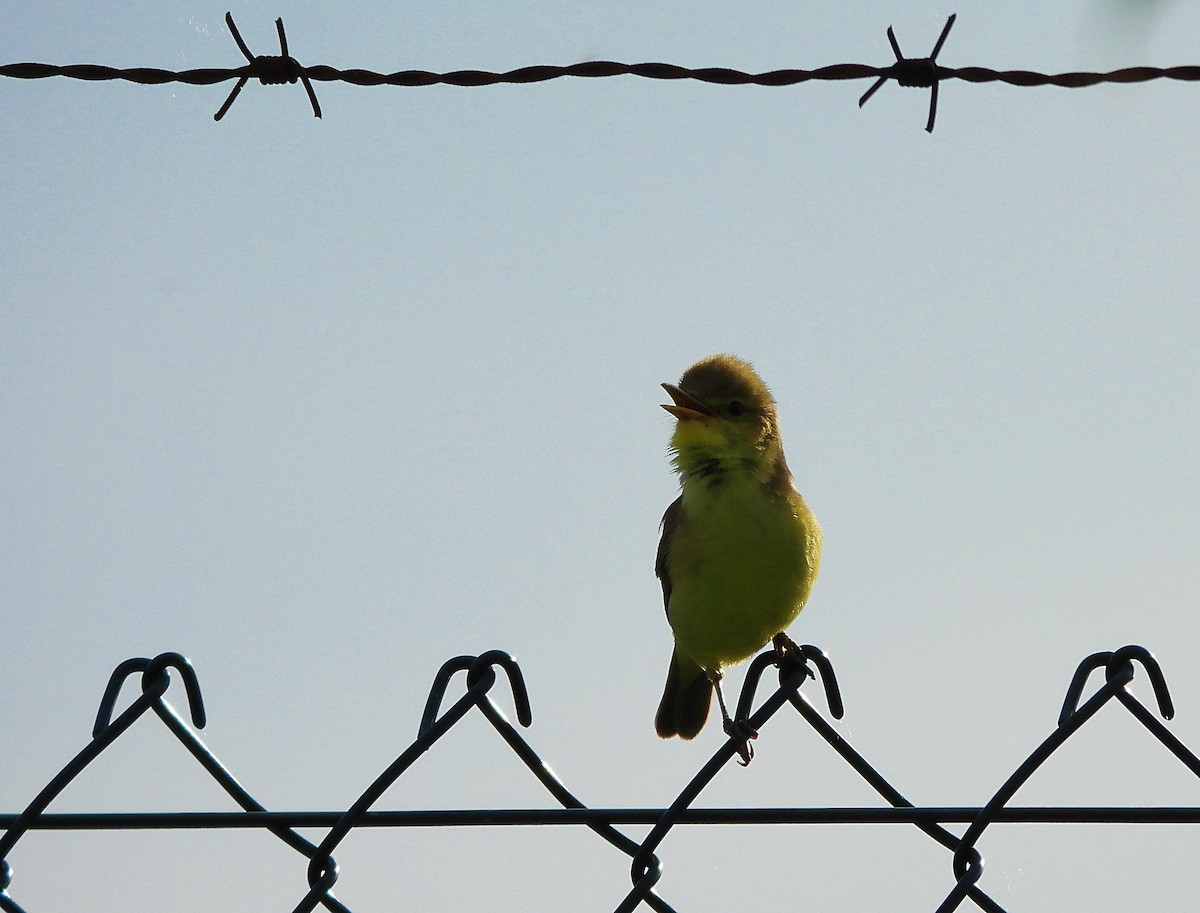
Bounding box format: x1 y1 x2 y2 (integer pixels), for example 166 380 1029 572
2 643 1198 912
3 12 1200 130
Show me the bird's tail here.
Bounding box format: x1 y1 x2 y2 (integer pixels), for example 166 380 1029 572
655 649 713 739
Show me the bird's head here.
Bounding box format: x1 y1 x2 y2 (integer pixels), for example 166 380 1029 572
662 354 785 480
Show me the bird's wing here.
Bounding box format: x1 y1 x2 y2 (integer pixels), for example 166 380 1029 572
656 495 683 616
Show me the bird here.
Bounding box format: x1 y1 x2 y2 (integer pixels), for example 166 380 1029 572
654 354 821 764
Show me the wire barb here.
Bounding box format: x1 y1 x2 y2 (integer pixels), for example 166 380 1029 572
214 12 321 121
858 14 957 132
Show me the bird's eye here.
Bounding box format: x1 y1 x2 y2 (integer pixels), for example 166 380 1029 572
727 400 745 417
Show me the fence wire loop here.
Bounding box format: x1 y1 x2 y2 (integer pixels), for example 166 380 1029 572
1108 645 1174 720
946 846 986 903
732 643 843 723
92 651 206 736
419 650 533 737
305 856 339 899
792 643 844 719
465 650 534 726
729 643 844 724
214 12 321 121
1058 645 1173 725
858 14 956 133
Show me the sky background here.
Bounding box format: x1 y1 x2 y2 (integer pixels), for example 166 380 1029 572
3 1 1199 910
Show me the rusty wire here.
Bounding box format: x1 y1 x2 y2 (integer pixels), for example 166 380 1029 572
1 643 1198 912
3 12 1200 130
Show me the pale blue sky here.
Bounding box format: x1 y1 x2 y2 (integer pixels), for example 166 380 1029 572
3 1 1199 910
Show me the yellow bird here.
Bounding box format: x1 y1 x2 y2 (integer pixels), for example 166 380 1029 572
654 354 821 762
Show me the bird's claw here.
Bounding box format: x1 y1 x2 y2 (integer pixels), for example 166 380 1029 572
772 633 815 680
723 718 758 766
772 632 802 661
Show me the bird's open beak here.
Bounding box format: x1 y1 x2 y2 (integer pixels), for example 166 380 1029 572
661 383 719 421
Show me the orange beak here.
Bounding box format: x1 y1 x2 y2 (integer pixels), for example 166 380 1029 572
661 383 719 421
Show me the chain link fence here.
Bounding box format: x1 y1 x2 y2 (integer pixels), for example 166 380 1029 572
2 644 1196 912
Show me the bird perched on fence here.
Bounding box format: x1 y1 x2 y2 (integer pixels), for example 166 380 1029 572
654 354 821 764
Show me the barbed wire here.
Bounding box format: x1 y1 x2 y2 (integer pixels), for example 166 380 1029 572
4 12 1200 131
2 643 1197 913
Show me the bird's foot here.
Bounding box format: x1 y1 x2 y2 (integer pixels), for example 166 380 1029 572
772 633 814 680
772 632 803 660
723 718 758 766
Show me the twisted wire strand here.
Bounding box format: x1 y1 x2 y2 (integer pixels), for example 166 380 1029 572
6 60 1200 89
3 10 1200 128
